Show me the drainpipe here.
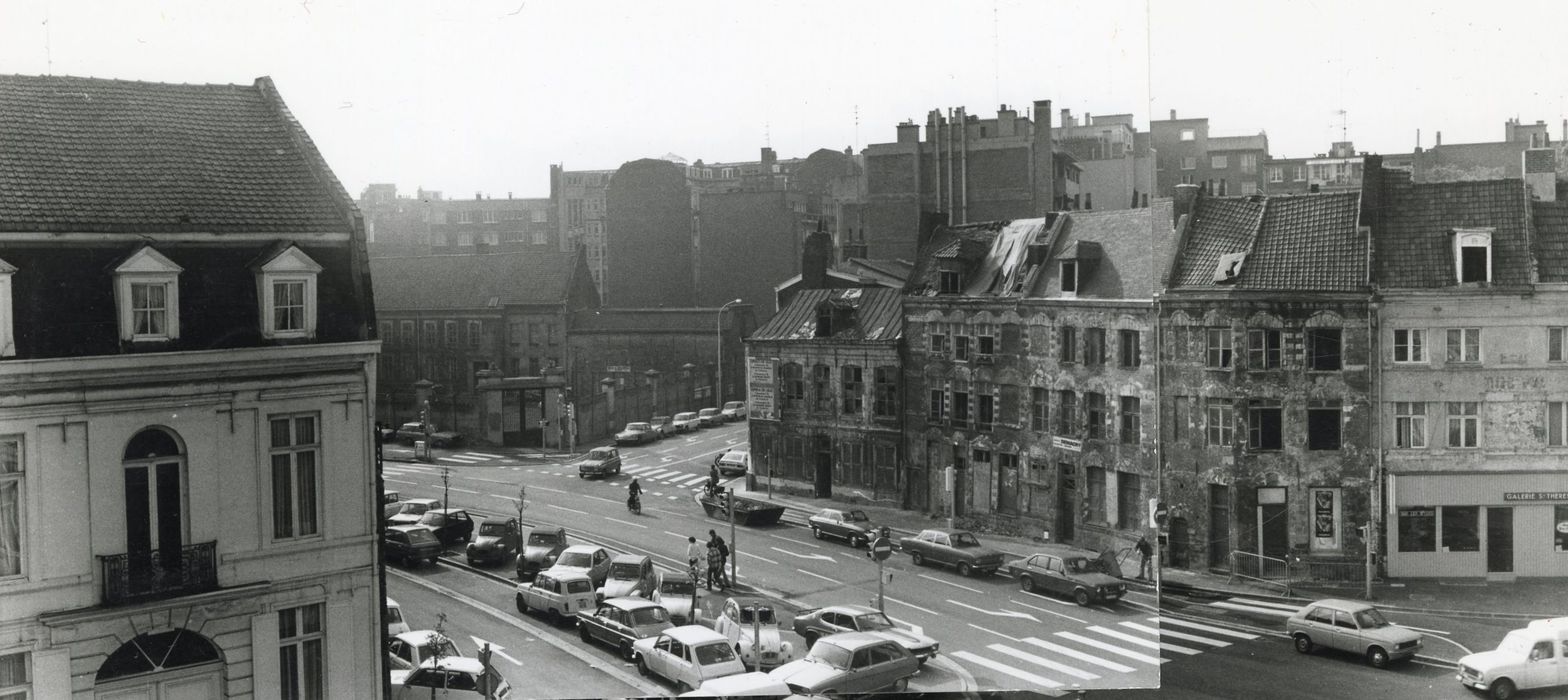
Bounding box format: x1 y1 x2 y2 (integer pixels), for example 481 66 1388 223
1152 293 1164 584
959 107 969 223
1368 296 1381 600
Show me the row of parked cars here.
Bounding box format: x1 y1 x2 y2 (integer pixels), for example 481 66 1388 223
615 401 748 445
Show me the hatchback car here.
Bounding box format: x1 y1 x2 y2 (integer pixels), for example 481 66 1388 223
386 597 411 636
616 422 657 445
465 517 520 566
791 604 938 663
577 597 676 660
515 570 597 625
672 412 701 432
696 407 724 427
1286 598 1423 668
599 553 656 600
650 415 678 439
720 401 747 422
768 632 919 696
806 508 879 548
544 544 613 588
417 508 475 546
651 570 701 625
517 526 570 581
713 450 751 477
384 525 443 567
391 656 511 699
576 446 623 479
388 630 462 670
1004 550 1127 605
387 498 444 526
634 625 748 693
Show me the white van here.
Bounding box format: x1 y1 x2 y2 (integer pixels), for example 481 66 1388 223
386 597 411 636
1457 617 1568 699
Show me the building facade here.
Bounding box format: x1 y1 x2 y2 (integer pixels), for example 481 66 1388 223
550 166 615 298
1148 111 1270 198
360 185 556 258
1054 110 1156 211
0 74 382 697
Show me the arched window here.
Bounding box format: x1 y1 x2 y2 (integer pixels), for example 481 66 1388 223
121 428 186 567
96 628 221 683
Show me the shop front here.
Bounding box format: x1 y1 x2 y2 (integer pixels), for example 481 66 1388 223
1388 472 1568 579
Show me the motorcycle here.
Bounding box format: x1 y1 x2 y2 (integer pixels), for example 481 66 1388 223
627 492 642 515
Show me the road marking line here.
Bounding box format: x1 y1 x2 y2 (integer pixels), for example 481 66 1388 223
1008 599 1087 624
602 516 648 530
1120 621 1229 647
438 456 483 464
1021 637 1135 673
1230 598 1304 612
640 469 672 480
664 530 687 539
767 534 820 548
623 465 655 474
1054 632 1164 665
1210 601 1295 617
917 574 983 594
547 504 587 515
443 486 478 494
466 477 513 484
679 475 709 486
1089 625 1198 655
465 452 505 459
950 651 1062 688
1152 616 1259 640
768 547 835 562
969 623 1021 642
987 643 1099 680
946 599 1038 623
799 570 837 584
739 551 779 565
885 597 941 616
385 478 416 485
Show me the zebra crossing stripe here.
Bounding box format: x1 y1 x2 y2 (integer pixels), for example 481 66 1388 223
1020 637 1134 673
465 452 505 459
1232 598 1304 612
1088 625 1199 655
1210 601 1294 617
623 465 655 474
1054 632 1163 665
950 651 1063 688
1120 621 1230 647
438 456 482 464
1152 616 1260 640
679 474 709 486
986 644 1099 680
640 469 672 480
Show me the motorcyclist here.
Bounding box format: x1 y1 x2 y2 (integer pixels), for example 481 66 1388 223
627 477 643 512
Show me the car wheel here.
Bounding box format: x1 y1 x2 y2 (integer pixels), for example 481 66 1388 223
636 655 650 677
957 562 973 577
1292 634 1313 653
1021 575 1036 593
515 595 527 614
851 535 866 548
1073 588 1091 607
892 677 909 692
1489 678 1516 700
466 555 476 566
910 551 925 566
1366 646 1390 669
619 640 635 661
578 625 593 643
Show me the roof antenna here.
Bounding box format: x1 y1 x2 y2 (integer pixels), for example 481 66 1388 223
43 6 52 75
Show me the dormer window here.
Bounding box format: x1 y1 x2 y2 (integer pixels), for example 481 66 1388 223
938 270 962 294
1060 260 1079 294
113 246 183 343
255 244 323 340
1454 228 1492 284
815 302 833 338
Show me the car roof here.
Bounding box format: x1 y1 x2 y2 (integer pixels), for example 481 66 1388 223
675 412 695 417
1028 545 1101 559
663 625 729 645
610 553 650 565
658 570 692 583
719 451 748 460
533 569 590 582
388 524 433 534
820 604 877 616
1307 598 1374 612
395 630 448 644
723 596 774 608
426 508 466 515
602 596 662 610
418 656 485 674
816 632 895 650
560 544 605 555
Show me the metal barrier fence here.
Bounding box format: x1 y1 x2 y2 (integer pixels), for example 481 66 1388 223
1227 550 1294 596
1227 550 1372 595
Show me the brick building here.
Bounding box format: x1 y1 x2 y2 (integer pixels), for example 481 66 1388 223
1149 110 1269 198
1158 185 1374 575
359 185 555 257
900 203 1172 550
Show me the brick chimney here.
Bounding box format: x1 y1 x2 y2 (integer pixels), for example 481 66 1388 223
896 120 919 144
997 104 1017 137
1032 99 1055 216
1524 148 1557 202
1173 183 1200 227
801 222 833 288
1359 154 1384 230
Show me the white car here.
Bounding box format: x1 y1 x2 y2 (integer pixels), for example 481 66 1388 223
386 597 411 636
633 625 747 693
386 498 443 526
651 570 701 625
392 656 511 698
719 401 747 422
678 671 790 698
387 630 461 671
672 412 702 432
713 597 793 670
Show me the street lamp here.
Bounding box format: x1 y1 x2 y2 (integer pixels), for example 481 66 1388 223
716 299 742 405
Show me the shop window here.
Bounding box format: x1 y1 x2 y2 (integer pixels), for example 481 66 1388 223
1447 402 1479 448
1248 329 1282 369
1441 506 1480 552
1248 400 1282 451
1394 402 1427 448
1306 401 1342 450
1031 388 1048 431
1059 326 1077 363
1556 505 1568 553
1119 396 1140 444
1393 329 1426 363
1117 472 1141 530
1084 328 1106 366
1446 328 1481 363
1306 328 1343 371
1119 329 1141 368
1397 507 1436 552
1207 399 1234 446
1086 467 1106 522
1206 328 1233 368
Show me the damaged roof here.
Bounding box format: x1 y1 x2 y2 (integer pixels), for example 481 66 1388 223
1037 202 1173 299
1169 191 1365 292
748 287 902 342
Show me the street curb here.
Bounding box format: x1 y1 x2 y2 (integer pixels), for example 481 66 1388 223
1162 578 1547 621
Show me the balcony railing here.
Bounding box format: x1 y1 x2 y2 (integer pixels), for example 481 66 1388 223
99 541 218 606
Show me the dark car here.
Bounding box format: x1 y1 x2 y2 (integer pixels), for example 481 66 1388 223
576 446 623 479
1004 551 1127 606
384 525 442 567
516 526 570 581
576 597 675 660
465 517 520 566
416 508 475 546
394 421 463 448
899 529 1005 577
615 422 657 446
806 508 880 548
791 604 939 664
768 633 919 696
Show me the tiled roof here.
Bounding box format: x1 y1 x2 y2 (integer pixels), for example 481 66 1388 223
748 288 902 342
370 251 576 310
0 74 352 233
1373 175 1533 287
1171 191 1365 291
1036 202 1173 299
1529 200 1568 282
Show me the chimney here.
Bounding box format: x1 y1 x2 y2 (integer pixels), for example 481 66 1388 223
997 104 1017 137
1031 99 1055 216
1436 131 1442 147
801 222 832 289
1523 148 1557 202
1169 109 1177 120
1061 108 1074 128
761 147 777 166
896 120 919 144
1359 154 1384 231
1173 183 1199 227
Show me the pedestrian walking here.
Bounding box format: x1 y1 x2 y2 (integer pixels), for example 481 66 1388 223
708 529 731 590
1136 535 1154 580
686 536 704 580
706 538 725 590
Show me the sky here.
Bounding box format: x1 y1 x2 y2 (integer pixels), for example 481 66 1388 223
3 0 1566 199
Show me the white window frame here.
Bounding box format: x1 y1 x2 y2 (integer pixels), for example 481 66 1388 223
0 258 14 358
1447 402 1479 448
256 246 322 340
0 436 23 581
1394 402 1427 449
279 602 325 700
1453 228 1493 284
1180 128 1195 141
113 246 183 342
1446 328 1481 364
1206 328 1234 369
269 413 321 542
1393 328 1426 364
1268 166 1284 183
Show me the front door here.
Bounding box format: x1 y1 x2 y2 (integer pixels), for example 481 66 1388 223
1056 463 1076 542
813 435 832 498
1487 506 1514 573
996 456 1019 516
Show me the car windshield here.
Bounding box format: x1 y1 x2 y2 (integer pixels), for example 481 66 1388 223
387 607 404 624
404 529 437 545
806 642 852 670
1497 631 1533 654
416 638 459 661
660 579 694 595
1354 608 1390 629
629 607 670 626
401 503 430 516
952 533 981 548
557 551 591 568
527 532 560 546
847 510 869 522
1065 557 1094 573
587 449 614 460
737 606 776 625
625 423 650 431
417 513 446 527
700 409 718 416
610 563 642 579
565 579 594 594
478 522 509 536
854 612 895 631
694 642 738 666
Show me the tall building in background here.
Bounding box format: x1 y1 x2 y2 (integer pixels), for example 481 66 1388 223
1053 109 1156 210
551 165 615 298
605 158 697 307
1148 110 1270 198
0 74 383 697
359 185 555 258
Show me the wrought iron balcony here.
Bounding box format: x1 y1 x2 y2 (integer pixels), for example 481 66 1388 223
99 541 218 606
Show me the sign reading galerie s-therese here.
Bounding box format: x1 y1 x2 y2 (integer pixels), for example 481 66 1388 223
1502 492 1568 502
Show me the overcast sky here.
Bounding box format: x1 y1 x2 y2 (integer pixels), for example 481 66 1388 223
4 0 1565 199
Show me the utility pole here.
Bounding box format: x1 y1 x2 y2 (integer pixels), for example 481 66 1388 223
868 530 893 613
727 488 737 587
1365 519 1374 600
441 465 451 512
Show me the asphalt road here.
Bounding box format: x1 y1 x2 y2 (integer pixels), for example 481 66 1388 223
380 421 1170 695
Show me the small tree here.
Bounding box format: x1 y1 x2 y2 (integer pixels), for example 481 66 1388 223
511 485 527 524
440 465 452 512
427 612 452 699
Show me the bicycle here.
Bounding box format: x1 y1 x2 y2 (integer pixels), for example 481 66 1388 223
627 493 642 515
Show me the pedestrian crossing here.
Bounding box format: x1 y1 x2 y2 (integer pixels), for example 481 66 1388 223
433 451 506 465
951 616 1258 689
1207 596 1303 618
385 460 716 496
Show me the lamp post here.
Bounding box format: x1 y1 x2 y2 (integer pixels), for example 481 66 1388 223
716 299 742 405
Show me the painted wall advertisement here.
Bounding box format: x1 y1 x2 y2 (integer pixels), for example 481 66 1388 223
747 357 775 421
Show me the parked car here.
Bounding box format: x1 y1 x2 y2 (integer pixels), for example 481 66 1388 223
417 508 476 546
1286 598 1423 668
768 632 919 696
650 415 678 439
466 517 520 566
672 412 701 432
576 446 623 479
806 508 880 548
696 407 724 427
515 570 597 624
384 525 442 566
634 625 748 693
516 526 570 581
545 544 614 588
383 489 401 505
395 421 463 448
678 671 790 698
616 422 658 445
387 498 443 526
388 629 462 670
899 529 1006 576
1003 549 1127 605
720 401 747 422
1458 617 1568 699
378 423 400 443
651 570 701 625
599 553 656 600
577 597 676 660
791 604 938 663
712 450 751 477
386 597 411 636
713 597 794 671
391 656 511 699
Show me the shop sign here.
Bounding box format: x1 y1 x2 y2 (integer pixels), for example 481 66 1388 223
1051 437 1083 452
1503 492 1568 502
1557 521 1568 535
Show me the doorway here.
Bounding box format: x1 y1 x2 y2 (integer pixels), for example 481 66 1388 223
813 435 832 498
122 429 186 579
1056 463 1077 542
1486 507 1514 574
1209 484 1231 569
996 454 1019 516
